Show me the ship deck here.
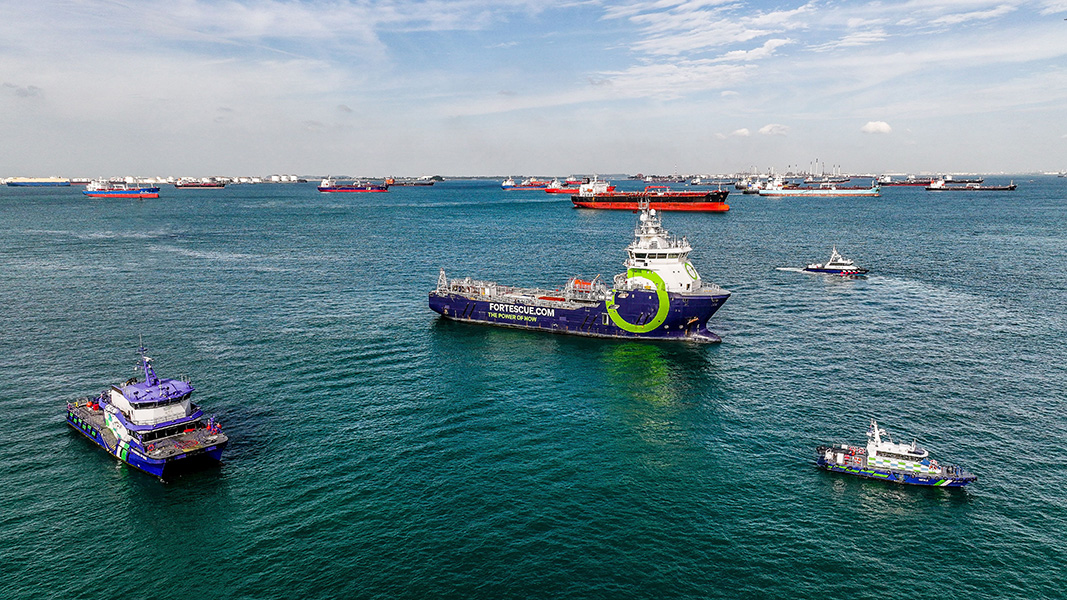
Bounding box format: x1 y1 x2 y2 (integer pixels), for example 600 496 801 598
437 279 728 311
68 400 226 460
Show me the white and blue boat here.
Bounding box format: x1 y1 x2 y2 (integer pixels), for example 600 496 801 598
802 246 868 277
816 420 976 487
65 344 227 479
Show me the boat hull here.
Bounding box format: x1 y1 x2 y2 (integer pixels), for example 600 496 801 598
925 186 1016 191
429 288 729 342
318 186 388 192
758 188 880 197
802 267 868 276
83 189 160 199
66 406 226 479
571 190 730 212
816 458 976 487
7 181 71 187
572 199 729 212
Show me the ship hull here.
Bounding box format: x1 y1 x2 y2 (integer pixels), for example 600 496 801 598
7 181 71 187
816 458 975 487
83 191 160 199
925 186 1016 191
758 188 880 197
318 186 388 192
571 189 729 212
572 199 729 212
802 267 868 276
66 407 226 479
429 288 729 342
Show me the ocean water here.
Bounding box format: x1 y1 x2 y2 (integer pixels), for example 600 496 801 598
1 178 1064 599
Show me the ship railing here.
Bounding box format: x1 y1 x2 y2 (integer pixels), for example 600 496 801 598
695 281 728 295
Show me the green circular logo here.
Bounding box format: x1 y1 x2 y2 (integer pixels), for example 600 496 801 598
607 269 670 333
685 262 698 279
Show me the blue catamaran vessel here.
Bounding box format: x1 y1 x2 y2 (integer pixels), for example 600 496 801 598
816 420 976 487
65 345 227 479
429 204 730 342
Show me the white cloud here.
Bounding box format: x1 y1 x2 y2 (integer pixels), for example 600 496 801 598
594 61 755 101
809 29 888 52
862 121 893 134
718 39 792 61
1039 1 1067 15
608 1 814 56
931 4 1018 26
759 123 789 135
731 128 751 137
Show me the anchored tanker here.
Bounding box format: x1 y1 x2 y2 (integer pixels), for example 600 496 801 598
429 204 730 342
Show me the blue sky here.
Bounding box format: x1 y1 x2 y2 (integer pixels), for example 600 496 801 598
2 0 1066 176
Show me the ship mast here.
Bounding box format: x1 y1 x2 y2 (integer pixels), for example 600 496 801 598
138 336 159 386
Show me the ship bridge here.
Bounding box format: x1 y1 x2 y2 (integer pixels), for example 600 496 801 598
618 208 706 294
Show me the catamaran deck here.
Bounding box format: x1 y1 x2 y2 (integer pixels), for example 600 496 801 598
68 399 226 460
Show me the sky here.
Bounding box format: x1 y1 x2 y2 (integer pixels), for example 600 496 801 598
2 0 1066 177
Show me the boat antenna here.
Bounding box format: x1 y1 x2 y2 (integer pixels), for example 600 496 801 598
138 335 159 386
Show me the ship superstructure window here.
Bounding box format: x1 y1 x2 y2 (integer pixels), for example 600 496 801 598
140 422 202 443
878 452 921 462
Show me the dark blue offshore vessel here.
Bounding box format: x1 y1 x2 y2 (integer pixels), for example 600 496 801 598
429 205 730 342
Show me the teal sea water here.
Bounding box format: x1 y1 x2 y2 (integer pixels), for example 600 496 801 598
2 178 1065 599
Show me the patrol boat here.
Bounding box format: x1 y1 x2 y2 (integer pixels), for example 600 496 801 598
429 204 730 342
816 420 976 487
802 246 868 277
65 345 227 479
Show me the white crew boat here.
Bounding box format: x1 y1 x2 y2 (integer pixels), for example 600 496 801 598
802 246 868 276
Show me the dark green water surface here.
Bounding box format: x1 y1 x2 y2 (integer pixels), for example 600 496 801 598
1 178 1064 599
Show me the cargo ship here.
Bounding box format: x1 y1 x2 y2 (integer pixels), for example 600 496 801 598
82 180 160 199
758 176 880 197
925 179 1016 191
317 177 388 192
175 179 225 188
877 175 935 186
65 344 227 479
502 177 551 190
5 176 71 186
816 420 976 487
429 204 730 342
385 177 436 186
571 178 729 212
545 176 616 195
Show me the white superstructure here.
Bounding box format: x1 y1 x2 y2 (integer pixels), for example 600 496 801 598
615 206 715 295
864 420 942 475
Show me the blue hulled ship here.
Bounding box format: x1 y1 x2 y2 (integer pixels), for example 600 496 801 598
816 420 976 487
66 345 227 479
429 204 730 342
